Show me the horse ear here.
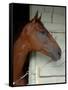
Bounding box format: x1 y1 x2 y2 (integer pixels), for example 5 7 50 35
38 13 42 20
34 11 38 19
38 15 41 20
31 11 38 23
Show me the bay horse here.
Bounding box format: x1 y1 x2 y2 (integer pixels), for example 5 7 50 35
13 12 61 86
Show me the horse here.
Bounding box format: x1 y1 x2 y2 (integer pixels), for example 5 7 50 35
13 11 61 86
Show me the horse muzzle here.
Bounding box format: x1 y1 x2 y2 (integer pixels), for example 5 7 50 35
50 47 61 61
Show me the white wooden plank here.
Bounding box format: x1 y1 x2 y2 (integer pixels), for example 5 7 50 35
53 14 65 24
43 23 65 32
29 53 37 84
38 77 65 84
53 7 65 24
39 61 65 76
53 7 65 15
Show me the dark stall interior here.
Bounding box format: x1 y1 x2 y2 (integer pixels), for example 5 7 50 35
9 3 30 86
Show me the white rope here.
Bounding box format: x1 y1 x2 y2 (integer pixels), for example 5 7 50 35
13 71 29 85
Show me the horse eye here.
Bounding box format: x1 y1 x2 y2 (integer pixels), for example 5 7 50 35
41 31 45 34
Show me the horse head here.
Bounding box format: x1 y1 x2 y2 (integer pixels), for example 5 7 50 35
22 11 61 61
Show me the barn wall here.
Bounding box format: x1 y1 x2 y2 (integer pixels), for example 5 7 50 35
29 5 66 84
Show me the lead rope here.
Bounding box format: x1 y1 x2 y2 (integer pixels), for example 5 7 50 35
13 71 29 85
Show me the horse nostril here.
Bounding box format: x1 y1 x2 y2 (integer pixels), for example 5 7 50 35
58 52 60 56
58 49 61 57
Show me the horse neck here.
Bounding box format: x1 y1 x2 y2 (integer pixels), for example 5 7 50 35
13 33 30 82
